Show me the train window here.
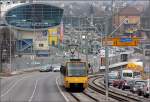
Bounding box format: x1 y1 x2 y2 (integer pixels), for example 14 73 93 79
67 62 87 77
123 73 133 77
133 72 140 77
121 54 128 61
39 44 44 47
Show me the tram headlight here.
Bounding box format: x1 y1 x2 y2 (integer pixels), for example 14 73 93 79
65 80 70 87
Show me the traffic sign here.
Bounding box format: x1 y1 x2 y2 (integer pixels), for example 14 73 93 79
102 37 139 46
120 38 132 42
102 38 115 46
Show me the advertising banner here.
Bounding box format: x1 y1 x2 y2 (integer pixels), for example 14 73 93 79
120 16 140 24
49 36 58 46
48 28 58 36
60 22 64 43
33 31 49 50
127 16 140 24
48 27 60 46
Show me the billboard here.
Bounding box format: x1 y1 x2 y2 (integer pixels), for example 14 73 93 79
120 16 140 24
48 28 58 36
127 16 140 24
48 27 60 46
49 36 58 46
33 31 49 50
60 22 64 43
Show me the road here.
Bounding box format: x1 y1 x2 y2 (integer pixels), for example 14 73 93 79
0 72 66 102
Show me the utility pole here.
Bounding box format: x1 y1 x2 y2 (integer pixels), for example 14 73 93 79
0 2 2 72
9 25 12 72
105 17 109 101
85 33 88 63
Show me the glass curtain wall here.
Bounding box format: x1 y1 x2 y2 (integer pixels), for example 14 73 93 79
5 4 63 30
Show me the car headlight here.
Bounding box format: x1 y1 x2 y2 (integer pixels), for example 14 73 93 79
140 86 143 89
133 87 137 91
125 83 127 85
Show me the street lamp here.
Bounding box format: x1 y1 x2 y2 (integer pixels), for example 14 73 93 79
82 32 91 63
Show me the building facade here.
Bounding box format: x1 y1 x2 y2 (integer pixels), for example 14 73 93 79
114 6 142 37
140 4 150 39
4 3 64 56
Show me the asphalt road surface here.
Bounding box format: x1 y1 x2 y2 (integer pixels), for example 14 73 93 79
0 72 66 102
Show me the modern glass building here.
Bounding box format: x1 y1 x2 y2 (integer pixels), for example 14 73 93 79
4 3 64 56
4 3 63 30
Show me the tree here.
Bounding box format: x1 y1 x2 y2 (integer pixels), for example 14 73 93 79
0 27 15 72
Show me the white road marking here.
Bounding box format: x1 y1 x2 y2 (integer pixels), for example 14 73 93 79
28 79 38 102
56 77 69 102
0 76 29 97
1 79 18 94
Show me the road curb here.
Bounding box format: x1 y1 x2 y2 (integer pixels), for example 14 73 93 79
0 68 40 77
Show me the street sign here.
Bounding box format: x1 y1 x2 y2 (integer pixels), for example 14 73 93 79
102 37 139 46
120 38 132 42
102 38 116 46
102 40 114 46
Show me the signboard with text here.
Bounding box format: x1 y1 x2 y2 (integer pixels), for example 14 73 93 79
33 31 49 50
102 37 139 46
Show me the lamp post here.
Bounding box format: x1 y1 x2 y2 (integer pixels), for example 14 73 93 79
81 34 87 62
9 24 12 72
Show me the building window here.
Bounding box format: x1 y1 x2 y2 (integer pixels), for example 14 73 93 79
5 4 63 29
52 41 55 46
39 44 44 47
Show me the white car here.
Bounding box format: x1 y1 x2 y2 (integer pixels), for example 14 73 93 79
143 79 150 98
53 66 61 72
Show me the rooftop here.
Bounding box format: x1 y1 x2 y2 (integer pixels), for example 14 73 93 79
119 6 141 16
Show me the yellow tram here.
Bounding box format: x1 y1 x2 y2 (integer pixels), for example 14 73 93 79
60 59 89 90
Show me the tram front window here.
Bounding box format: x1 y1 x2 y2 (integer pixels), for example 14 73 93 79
67 62 87 77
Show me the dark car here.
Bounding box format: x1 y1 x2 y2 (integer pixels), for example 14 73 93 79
104 71 120 86
128 80 147 96
142 79 150 98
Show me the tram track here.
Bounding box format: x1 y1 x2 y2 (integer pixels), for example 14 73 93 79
69 91 99 102
67 75 107 102
88 75 149 102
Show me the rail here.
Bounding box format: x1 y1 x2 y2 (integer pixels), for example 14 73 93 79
69 92 98 102
88 75 149 102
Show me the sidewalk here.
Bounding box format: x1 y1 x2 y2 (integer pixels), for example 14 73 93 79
0 66 40 78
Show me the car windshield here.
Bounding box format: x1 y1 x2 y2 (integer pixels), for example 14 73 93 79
135 81 146 86
67 62 87 77
133 72 141 77
42 66 48 69
123 73 133 77
109 75 118 79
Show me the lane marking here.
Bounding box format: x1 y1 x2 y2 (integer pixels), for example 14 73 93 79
1 78 19 94
56 77 69 102
0 72 39 98
28 79 38 102
0 76 30 97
